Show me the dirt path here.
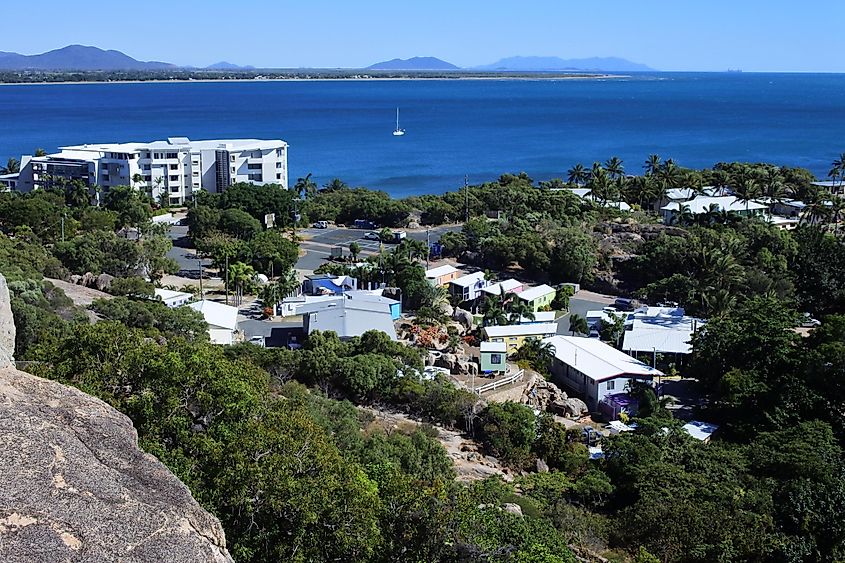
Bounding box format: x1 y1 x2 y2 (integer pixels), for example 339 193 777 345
362 407 512 482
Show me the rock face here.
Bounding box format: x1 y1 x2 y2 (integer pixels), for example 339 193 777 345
0 274 233 562
0 274 14 368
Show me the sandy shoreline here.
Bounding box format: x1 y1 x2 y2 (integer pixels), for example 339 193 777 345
0 74 626 86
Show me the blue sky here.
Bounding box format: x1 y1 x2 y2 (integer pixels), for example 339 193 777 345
4 0 844 72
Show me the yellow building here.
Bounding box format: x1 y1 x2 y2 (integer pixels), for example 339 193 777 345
482 323 558 353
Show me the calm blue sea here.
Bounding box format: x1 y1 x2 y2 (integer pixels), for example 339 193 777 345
1 73 844 196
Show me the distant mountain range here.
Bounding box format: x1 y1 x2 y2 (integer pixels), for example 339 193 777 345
0 45 176 71
0 45 654 73
473 56 654 72
367 57 460 71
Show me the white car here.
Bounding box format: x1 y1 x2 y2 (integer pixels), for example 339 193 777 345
364 231 381 241
312 221 328 229
800 313 821 328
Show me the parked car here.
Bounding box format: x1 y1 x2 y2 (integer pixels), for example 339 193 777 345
613 298 634 311
801 313 821 328
313 220 329 229
364 231 381 240
354 219 376 230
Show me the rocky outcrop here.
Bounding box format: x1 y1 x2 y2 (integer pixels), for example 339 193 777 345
521 374 588 418
0 274 14 369
0 274 233 562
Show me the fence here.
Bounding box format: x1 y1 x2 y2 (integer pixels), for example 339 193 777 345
473 368 525 395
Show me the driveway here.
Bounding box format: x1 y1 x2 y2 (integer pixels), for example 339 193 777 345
556 291 616 335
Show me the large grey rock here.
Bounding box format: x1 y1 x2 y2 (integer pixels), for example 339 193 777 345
95 273 115 292
0 274 14 368
0 367 233 562
0 273 232 561
452 308 474 330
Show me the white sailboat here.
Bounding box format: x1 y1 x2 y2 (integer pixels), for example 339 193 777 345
392 107 405 136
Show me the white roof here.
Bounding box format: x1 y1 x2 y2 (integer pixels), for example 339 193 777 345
682 421 719 441
517 284 556 302
187 300 239 330
484 323 558 338
622 310 704 355
155 288 193 302
604 201 632 211
481 279 523 296
61 137 287 153
425 265 460 279
480 341 507 353
665 187 697 201
450 271 487 288
543 335 662 382
520 311 556 323
661 195 768 214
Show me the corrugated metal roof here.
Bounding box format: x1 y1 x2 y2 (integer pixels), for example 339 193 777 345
187 300 238 330
543 335 662 382
484 323 558 338
517 284 555 302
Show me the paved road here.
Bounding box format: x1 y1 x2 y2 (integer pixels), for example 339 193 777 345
166 224 213 278
556 293 616 335
296 225 460 273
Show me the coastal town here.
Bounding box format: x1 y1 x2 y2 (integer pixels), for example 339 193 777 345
2 110 845 563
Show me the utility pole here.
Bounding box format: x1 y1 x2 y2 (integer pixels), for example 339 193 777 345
60 212 65 243
464 175 469 223
198 259 204 299
224 254 229 306
425 228 431 269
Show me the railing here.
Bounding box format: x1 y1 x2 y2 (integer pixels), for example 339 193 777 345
474 368 525 395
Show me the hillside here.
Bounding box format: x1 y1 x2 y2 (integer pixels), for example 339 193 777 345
0 45 175 71
367 56 460 70
476 55 653 72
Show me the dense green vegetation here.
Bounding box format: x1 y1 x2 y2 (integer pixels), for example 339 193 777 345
2 155 845 561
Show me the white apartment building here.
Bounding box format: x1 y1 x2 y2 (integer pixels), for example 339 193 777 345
13 137 288 205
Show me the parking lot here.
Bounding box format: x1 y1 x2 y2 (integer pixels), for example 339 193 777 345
297 225 460 273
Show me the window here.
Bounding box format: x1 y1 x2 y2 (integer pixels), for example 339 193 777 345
192 171 199 176
143 175 151 182
169 175 179 181
170 187 179 193
169 164 178 170
490 353 502 364
606 380 615 390
276 173 282 180
276 162 282 168
166 152 178 159
142 164 151 171
276 148 283 157
230 155 236 162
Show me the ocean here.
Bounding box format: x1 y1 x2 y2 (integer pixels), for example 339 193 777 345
1 73 844 196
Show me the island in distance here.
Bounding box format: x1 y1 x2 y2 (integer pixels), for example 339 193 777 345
366 56 460 70
474 55 654 72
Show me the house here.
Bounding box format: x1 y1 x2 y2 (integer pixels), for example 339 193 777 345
812 180 844 195
480 341 508 374
682 421 719 443
585 307 626 336
298 297 397 340
516 284 556 313
480 278 524 298
187 300 239 345
154 288 193 308
518 311 556 324
482 323 558 352
302 274 357 296
449 271 489 302
425 264 462 286
661 195 769 224
621 306 704 359
599 393 639 421
543 335 663 410
281 290 400 320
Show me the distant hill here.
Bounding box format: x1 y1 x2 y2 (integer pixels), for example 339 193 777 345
475 56 654 72
367 57 460 71
205 61 255 70
0 45 175 71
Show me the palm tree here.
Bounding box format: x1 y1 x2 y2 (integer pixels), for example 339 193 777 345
605 156 624 180
481 296 508 326
293 173 319 199
34 148 46 157
644 154 662 176
734 178 761 216
378 227 394 243
762 168 786 202
227 262 256 306
567 163 588 186
515 338 557 374
568 313 589 336
830 152 845 194
588 165 612 205
507 298 535 324
322 178 348 192
0 158 20 175
673 203 694 226
829 196 845 234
